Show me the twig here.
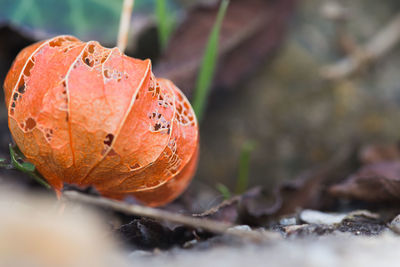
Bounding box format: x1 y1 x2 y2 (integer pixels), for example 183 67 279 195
321 13 400 80
117 0 135 53
63 191 270 242
321 2 358 56
320 1 348 21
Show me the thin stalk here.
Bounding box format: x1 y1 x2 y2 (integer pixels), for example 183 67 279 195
63 191 269 242
117 0 135 53
9 144 50 189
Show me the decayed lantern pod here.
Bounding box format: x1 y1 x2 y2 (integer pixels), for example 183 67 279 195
3 35 199 207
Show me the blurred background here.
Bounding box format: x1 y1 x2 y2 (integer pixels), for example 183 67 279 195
1 0 400 201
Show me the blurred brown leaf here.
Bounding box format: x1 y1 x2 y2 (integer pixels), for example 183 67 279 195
329 161 400 203
359 143 400 165
193 187 263 224
154 0 297 96
248 146 356 220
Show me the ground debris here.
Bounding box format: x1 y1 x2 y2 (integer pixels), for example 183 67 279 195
128 233 400 267
337 217 386 236
276 209 388 238
116 218 194 250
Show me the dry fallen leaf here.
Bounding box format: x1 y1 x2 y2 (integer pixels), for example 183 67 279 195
240 146 356 222
154 0 297 96
329 161 400 203
359 143 400 165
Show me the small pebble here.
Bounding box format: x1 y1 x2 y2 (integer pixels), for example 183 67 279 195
227 225 252 233
389 214 400 234
280 217 297 226
300 209 346 225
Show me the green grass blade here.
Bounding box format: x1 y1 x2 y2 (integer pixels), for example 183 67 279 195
192 0 229 122
216 183 231 199
155 0 176 49
235 140 256 194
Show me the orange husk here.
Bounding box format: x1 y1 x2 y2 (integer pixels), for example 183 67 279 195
4 35 199 207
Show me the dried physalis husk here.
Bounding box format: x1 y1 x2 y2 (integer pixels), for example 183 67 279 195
3 35 199 207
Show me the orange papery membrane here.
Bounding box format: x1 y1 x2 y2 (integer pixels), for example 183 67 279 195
4 35 199 207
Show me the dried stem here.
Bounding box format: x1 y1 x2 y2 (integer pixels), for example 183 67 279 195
321 13 400 80
63 191 270 242
117 0 135 53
